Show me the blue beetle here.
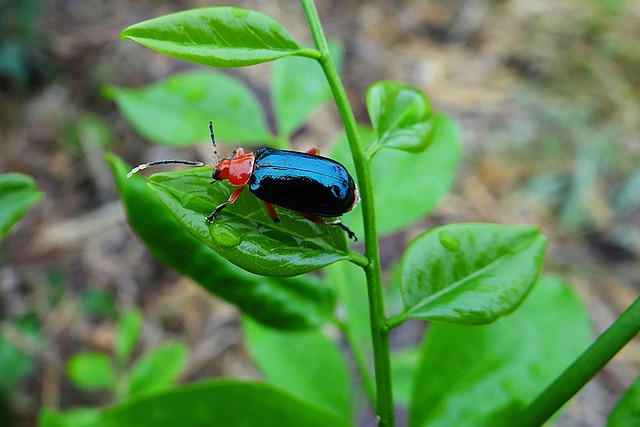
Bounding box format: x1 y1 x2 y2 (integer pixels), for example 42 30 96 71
128 122 359 240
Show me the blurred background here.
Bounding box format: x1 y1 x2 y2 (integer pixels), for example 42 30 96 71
1 0 639 426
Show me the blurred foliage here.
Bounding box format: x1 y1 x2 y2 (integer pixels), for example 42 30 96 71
0 0 53 92
489 0 640 247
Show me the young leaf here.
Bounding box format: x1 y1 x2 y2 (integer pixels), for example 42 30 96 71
272 41 343 137
608 376 640 427
115 310 142 364
331 114 461 237
105 71 271 145
243 318 352 420
121 7 305 68
0 173 42 241
409 277 591 427
366 80 433 153
100 381 354 427
147 168 353 277
108 154 335 329
401 223 547 324
67 352 114 391
128 342 188 398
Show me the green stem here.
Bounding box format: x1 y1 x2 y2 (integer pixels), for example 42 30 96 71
519 294 640 426
300 1 394 425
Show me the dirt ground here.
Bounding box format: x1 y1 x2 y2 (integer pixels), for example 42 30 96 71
1 0 639 426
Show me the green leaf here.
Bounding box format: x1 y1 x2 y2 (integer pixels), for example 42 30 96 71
39 407 101 427
409 277 591 427
121 7 305 68
366 80 433 153
100 381 354 427
272 41 342 137
391 347 421 407
107 154 335 329
105 71 271 145
128 342 188 398
608 376 640 427
0 173 42 241
0 338 34 392
332 114 461 236
243 318 352 419
67 352 114 391
401 224 547 324
115 310 142 364
147 167 353 277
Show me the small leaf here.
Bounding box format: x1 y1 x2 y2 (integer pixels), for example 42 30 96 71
100 381 354 427
121 7 304 68
115 310 142 364
147 168 353 277
67 352 114 391
272 41 343 137
128 342 188 398
401 224 547 324
366 80 433 153
608 376 640 427
105 71 271 145
108 154 335 329
331 114 461 237
39 407 101 427
409 277 591 427
243 318 352 419
0 173 42 241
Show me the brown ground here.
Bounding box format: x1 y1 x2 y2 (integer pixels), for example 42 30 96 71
1 0 639 426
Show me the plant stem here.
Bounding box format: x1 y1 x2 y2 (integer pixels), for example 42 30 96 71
519 294 640 426
300 1 394 425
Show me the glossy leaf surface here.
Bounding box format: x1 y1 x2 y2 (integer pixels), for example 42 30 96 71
147 167 353 277
108 154 334 329
243 318 352 419
401 224 547 324
272 42 342 137
100 381 354 427
367 80 433 153
105 71 271 145
0 173 42 241
331 114 461 236
128 342 188 398
121 7 304 68
409 277 591 427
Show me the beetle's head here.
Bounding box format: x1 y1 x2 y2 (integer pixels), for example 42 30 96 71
211 159 231 183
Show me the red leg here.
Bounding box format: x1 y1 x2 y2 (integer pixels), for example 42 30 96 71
206 186 245 222
263 202 280 223
306 146 320 155
298 212 357 241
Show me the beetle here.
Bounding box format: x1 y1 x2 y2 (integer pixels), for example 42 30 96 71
127 122 359 240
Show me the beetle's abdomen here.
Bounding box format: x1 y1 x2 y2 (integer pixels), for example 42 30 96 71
249 148 357 217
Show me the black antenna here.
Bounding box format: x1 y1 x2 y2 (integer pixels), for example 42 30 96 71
209 121 220 164
126 122 216 179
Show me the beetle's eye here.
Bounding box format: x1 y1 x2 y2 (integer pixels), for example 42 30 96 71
212 169 220 181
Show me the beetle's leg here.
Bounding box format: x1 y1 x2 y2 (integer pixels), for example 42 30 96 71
206 186 245 222
263 202 280 223
298 212 357 241
306 146 320 156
